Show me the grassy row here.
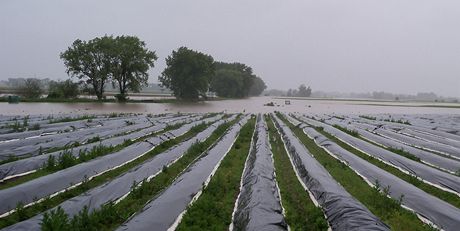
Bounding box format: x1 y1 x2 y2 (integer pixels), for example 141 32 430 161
48 115 95 124
39 116 240 230
311 126 460 209
0 119 218 229
0 141 132 190
265 115 328 231
0 115 197 189
175 116 255 230
331 123 421 162
278 113 434 231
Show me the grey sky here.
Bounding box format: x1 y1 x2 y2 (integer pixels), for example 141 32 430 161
1 0 459 97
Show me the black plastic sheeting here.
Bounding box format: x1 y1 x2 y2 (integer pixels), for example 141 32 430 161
324 117 460 174
354 115 460 144
116 116 250 231
363 123 460 160
232 116 287 231
0 114 195 181
343 115 460 150
295 114 460 195
0 115 219 215
303 125 460 231
368 114 460 136
272 114 389 231
0 117 102 142
0 116 156 159
1 115 232 231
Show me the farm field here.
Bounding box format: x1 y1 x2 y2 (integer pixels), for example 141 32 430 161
0 112 459 230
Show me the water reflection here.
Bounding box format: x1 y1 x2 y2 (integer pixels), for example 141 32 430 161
0 97 459 115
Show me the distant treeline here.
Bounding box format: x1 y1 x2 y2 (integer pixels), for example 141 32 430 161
263 89 459 103
2 36 267 101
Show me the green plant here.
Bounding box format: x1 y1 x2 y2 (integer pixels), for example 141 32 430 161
177 116 255 230
280 113 434 230
265 115 328 230
31 123 41 130
86 136 101 144
332 124 360 137
41 207 70 231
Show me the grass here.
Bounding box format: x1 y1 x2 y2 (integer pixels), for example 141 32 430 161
175 116 256 231
310 125 460 209
331 124 421 162
49 115 95 124
265 115 328 231
383 118 411 125
39 116 240 230
0 141 132 190
278 113 435 231
0 116 193 189
0 119 217 229
332 124 360 137
360 115 377 120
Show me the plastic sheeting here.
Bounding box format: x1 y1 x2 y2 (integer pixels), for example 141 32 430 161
0 115 219 216
355 115 460 143
272 114 389 231
232 116 287 231
0 116 155 159
295 114 460 195
324 118 460 174
1 115 232 231
0 115 126 142
0 114 193 181
116 116 250 231
303 125 460 230
366 125 460 160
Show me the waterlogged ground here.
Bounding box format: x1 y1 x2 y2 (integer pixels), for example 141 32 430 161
1 96 459 115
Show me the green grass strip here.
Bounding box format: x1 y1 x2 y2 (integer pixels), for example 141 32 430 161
312 125 460 209
0 119 217 229
265 115 328 231
175 116 256 231
39 116 240 231
0 114 206 190
331 123 421 162
278 113 435 231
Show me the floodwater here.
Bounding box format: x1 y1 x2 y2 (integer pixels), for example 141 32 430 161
0 97 459 115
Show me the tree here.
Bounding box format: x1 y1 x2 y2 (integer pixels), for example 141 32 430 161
60 36 113 100
210 62 266 98
211 69 245 98
47 80 80 99
248 76 267 96
110 36 157 101
297 84 312 97
159 47 215 100
19 78 44 98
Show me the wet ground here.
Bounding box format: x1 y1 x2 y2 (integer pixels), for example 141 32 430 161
1 97 459 115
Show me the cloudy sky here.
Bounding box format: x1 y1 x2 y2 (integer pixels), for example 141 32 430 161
1 0 459 97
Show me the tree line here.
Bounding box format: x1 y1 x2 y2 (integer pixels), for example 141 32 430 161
58 36 266 101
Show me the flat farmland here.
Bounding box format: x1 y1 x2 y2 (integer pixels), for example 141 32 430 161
0 112 459 230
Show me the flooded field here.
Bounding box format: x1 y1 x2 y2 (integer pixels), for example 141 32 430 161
1 97 459 115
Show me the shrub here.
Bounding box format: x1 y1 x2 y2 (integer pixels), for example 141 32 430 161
47 80 80 99
18 78 44 99
41 207 70 231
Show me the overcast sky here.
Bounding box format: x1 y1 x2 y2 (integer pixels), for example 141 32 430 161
1 0 459 97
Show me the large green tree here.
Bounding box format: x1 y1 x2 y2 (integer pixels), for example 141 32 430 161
211 62 266 98
61 35 156 100
60 37 113 100
110 36 157 101
249 76 267 96
159 47 215 100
